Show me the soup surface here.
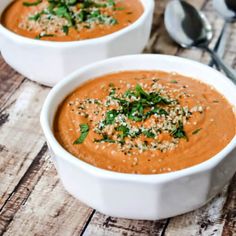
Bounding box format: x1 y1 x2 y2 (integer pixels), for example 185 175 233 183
54 71 236 174
1 0 143 41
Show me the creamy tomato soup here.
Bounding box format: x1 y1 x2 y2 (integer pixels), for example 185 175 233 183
54 71 236 174
1 0 143 41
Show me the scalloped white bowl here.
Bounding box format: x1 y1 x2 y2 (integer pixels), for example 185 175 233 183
0 0 154 86
40 54 236 220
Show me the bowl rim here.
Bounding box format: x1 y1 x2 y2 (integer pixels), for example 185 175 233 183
40 54 236 182
0 0 154 48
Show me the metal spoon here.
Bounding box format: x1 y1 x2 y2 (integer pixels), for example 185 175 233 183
213 0 236 21
164 0 236 82
210 0 236 67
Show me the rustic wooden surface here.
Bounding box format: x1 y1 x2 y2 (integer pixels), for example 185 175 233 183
0 0 236 235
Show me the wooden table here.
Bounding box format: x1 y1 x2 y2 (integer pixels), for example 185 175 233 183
0 0 236 235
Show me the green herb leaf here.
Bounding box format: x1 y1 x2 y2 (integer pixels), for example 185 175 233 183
192 128 201 135
74 124 89 144
23 0 42 6
109 87 116 96
62 25 69 35
116 125 130 140
171 121 187 140
55 5 68 17
148 92 172 105
28 12 42 21
105 109 119 125
143 130 155 138
107 0 116 7
135 84 149 98
124 89 137 98
170 80 178 84
145 107 168 119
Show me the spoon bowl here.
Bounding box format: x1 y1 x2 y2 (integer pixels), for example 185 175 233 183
164 0 236 82
164 0 213 48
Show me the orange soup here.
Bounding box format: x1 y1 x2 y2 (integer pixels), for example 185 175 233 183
1 0 143 41
54 71 236 174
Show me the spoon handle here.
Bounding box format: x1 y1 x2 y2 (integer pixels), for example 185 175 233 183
209 21 228 69
205 46 236 83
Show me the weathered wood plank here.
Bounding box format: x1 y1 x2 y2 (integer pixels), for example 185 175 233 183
165 187 228 236
0 78 93 235
83 214 167 236
0 55 25 108
221 21 236 69
222 175 236 236
2 153 93 236
0 143 48 234
0 81 49 211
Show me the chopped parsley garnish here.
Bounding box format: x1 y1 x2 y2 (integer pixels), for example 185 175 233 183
74 124 89 144
104 109 119 125
62 25 69 35
23 0 42 6
135 84 149 97
94 84 188 146
107 0 116 7
24 0 120 37
29 12 42 21
192 128 202 135
171 121 187 139
70 81 204 153
143 130 155 138
111 84 171 122
116 125 130 141
145 107 168 118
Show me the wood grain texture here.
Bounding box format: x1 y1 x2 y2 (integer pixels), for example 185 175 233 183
0 56 25 108
0 81 49 211
0 143 48 235
0 80 93 235
3 153 93 236
221 21 236 69
83 213 168 236
0 0 236 235
222 175 236 236
164 187 229 236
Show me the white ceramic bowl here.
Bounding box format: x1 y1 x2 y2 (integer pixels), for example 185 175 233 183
40 55 236 220
0 0 154 87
